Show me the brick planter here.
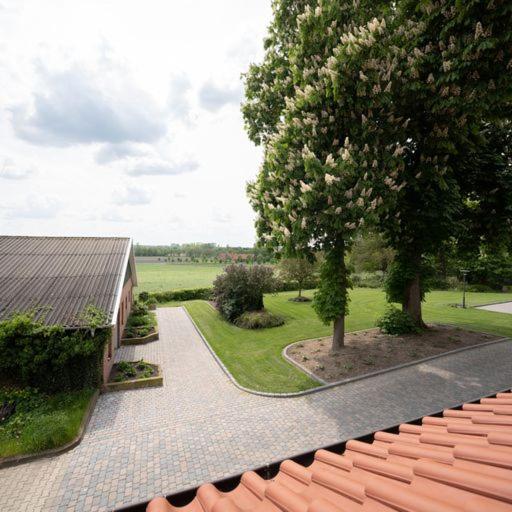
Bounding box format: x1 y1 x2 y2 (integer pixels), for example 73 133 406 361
104 364 163 392
121 329 159 345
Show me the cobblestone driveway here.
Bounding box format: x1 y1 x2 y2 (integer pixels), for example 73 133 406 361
477 301 512 314
1 307 511 512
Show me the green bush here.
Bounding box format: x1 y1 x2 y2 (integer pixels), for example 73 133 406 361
466 283 494 293
138 291 150 303
123 311 156 338
213 264 278 322
131 300 149 316
0 311 109 392
376 306 420 335
351 271 385 288
150 287 213 303
234 311 285 329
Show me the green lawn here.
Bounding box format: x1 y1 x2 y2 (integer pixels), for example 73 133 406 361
136 263 225 292
0 388 95 458
184 289 512 394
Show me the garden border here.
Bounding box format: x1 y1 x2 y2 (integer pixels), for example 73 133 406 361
121 329 159 345
104 364 163 392
0 389 100 469
182 306 511 398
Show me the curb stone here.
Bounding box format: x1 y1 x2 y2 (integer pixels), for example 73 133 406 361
181 305 511 398
121 329 159 345
0 389 100 469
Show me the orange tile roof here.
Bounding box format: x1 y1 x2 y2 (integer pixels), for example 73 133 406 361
147 390 512 512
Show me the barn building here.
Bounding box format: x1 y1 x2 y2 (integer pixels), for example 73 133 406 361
0 235 137 384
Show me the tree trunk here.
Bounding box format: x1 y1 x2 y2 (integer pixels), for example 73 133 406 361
298 286 302 298
403 273 426 328
332 315 345 351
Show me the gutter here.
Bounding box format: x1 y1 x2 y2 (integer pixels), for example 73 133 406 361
111 238 134 327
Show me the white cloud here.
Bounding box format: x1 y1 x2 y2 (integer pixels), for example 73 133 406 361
5 195 61 219
168 74 193 124
212 210 232 224
100 209 132 223
125 157 199 177
0 0 272 245
114 186 151 205
10 64 167 147
199 81 242 112
95 142 151 164
0 157 35 180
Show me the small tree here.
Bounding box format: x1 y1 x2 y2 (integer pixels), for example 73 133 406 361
212 264 277 322
279 257 316 300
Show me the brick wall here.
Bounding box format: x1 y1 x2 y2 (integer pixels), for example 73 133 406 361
102 276 134 384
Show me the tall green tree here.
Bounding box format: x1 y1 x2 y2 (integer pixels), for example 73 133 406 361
243 0 512 346
381 1 512 325
244 1 406 349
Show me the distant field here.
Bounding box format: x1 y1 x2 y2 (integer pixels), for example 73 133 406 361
136 263 225 292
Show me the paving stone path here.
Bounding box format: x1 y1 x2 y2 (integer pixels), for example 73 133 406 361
477 301 512 314
1 307 512 512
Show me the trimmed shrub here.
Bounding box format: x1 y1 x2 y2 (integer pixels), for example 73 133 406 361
150 287 213 303
376 306 420 335
213 264 278 322
145 281 319 305
0 311 109 392
234 311 285 329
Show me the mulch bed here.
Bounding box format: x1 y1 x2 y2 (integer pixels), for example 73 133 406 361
109 361 159 383
287 325 501 383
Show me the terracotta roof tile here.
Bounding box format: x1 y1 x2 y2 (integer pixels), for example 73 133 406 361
147 390 512 512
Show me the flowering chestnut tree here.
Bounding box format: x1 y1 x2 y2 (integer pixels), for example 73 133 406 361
379 0 512 325
244 1 408 349
245 0 512 342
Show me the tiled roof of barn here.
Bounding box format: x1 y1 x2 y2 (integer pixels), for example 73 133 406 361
0 236 133 327
148 389 512 512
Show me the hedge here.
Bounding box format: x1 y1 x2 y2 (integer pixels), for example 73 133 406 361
146 280 319 304
148 287 213 303
0 311 110 393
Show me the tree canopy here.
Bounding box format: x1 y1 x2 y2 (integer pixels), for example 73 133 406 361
243 0 512 345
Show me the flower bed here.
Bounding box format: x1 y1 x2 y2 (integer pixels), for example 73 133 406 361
105 360 162 392
123 301 157 341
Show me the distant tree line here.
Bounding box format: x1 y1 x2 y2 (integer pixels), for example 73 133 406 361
134 243 275 264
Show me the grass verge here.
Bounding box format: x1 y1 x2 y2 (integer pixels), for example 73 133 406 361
0 388 95 459
184 289 512 393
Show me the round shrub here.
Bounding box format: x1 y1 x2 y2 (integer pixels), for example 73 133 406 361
213 264 278 322
376 306 420 335
234 311 285 329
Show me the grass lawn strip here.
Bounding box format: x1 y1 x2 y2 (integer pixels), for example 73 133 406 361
184 289 512 394
0 388 95 459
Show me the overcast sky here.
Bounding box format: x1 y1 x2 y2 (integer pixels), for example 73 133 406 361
0 1 272 246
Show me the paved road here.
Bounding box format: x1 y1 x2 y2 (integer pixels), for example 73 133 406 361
1 307 511 512
477 301 512 314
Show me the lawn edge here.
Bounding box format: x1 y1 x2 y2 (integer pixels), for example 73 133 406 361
182 305 511 397
0 389 99 469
